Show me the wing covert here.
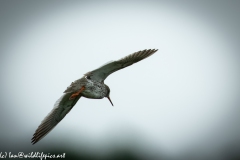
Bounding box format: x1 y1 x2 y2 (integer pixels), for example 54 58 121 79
85 49 158 82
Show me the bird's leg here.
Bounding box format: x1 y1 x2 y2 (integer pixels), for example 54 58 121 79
69 86 85 100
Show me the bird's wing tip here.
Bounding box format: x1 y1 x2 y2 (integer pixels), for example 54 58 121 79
145 49 158 52
31 140 36 145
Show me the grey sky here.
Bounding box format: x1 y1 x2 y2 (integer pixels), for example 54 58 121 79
0 1 240 159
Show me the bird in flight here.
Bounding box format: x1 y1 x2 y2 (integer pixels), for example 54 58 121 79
31 49 158 144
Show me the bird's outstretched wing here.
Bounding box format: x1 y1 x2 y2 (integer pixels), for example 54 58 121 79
84 49 158 82
31 93 81 144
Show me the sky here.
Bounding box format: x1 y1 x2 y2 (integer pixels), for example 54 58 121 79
0 0 240 160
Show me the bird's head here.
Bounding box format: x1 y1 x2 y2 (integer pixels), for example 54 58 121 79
105 84 114 106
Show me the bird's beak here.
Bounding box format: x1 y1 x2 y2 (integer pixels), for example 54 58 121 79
107 96 114 106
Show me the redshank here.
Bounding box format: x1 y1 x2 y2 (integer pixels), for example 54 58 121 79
31 49 158 144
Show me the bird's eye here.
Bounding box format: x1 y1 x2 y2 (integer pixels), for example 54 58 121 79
85 76 91 79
